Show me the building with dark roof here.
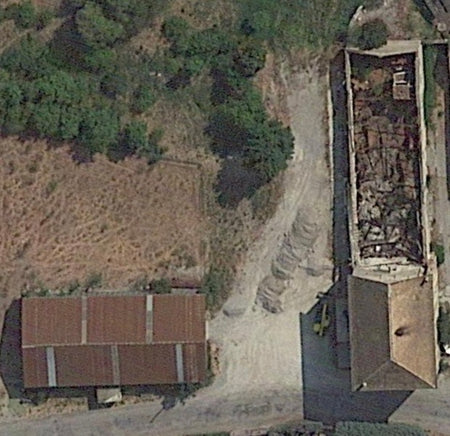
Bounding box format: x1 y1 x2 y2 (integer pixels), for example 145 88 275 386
21 294 206 388
349 275 438 391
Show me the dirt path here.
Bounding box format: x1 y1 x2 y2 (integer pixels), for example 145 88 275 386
0 64 333 435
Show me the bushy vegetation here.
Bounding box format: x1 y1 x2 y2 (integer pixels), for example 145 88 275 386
431 242 445 266
0 1 165 161
349 19 388 50
334 421 427 436
438 304 450 346
238 0 381 50
200 266 231 310
150 278 172 294
0 0 385 205
423 44 438 128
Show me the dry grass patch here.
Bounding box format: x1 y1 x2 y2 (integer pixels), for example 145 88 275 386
0 138 208 299
170 0 238 30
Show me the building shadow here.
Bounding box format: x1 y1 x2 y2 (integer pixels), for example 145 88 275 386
300 308 412 425
0 299 23 399
299 51 412 425
432 43 450 199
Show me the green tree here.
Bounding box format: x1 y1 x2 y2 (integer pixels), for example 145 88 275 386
33 71 90 105
0 35 56 80
138 128 163 164
100 0 167 37
76 1 124 49
244 119 294 182
30 102 61 137
162 16 191 43
233 39 266 77
84 48 117 73
58 106 83 140
131 85 155 113
100 69 129 97
350 19 388 50
209 84 293 183
7 0 37 29
0 81 29 134
79 107 119 153
122 120 147 151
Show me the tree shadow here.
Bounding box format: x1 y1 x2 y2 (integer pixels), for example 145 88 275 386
214 157 265 208
299 51 412 425
412 0 435 24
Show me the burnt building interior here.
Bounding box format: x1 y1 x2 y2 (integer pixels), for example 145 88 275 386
350 53 423 263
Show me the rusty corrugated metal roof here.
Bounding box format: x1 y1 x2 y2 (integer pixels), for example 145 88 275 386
21 294 206 388
87 296 147 344
22 298 82 347
118 344 178 385
153 294 205 343
54 346 114 387
22 347 48 388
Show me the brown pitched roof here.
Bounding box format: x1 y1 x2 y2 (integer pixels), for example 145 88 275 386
348 275 438 391
22 294 206 388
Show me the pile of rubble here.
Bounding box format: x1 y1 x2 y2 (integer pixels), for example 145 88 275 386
351 54 423 263
255 209 322 313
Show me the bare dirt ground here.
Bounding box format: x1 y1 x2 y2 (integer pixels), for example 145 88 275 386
0 139 206 296
0 58 334 435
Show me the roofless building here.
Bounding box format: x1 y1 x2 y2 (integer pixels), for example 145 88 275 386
345 40 439 391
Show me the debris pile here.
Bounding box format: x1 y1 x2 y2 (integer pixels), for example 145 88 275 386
256 209 322 313
351 53 423 263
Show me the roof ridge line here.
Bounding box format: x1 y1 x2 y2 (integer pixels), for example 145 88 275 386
391 357 437 388
364 359 392 387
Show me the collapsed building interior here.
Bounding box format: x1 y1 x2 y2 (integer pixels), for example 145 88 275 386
350 53 423 264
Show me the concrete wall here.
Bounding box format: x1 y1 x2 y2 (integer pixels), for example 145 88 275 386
344 50 360 267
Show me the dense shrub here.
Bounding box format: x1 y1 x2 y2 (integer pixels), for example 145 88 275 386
78 106 120 153
138 128 164 164
76 2 125 49
233 39 266 77
208 85 294 182
122 120 148 151
432 242 445 266
131 85 155 113
334 421 426 436
0 35 56 80
7 1 38 29
200 266 230 310
150 278 171 294
349 19 388 50
438 305 450 346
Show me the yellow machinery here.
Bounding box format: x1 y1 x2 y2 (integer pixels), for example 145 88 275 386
313 302 330 336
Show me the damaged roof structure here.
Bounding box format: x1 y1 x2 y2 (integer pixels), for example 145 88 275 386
345 40 439 391
22 294 207 388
